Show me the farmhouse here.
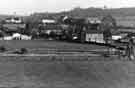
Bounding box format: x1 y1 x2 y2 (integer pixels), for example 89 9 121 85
5 17 22 23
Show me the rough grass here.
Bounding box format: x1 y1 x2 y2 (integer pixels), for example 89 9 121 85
0 40 134 88
0 58 135 88
0 40 106 50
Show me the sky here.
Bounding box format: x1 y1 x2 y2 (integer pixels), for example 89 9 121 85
0 0 134 15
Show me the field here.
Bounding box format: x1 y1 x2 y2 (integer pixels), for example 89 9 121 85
115 16 135 27
0 40 134 88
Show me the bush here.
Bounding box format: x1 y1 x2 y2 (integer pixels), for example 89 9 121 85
20 48 28 54
0 46 6 52
13 48 28 54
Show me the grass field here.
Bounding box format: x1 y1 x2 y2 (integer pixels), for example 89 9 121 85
0 58 135 88
0 40 134 88
116 16 135 27
0 40 107 50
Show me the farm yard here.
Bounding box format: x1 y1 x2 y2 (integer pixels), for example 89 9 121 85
0 40 134 88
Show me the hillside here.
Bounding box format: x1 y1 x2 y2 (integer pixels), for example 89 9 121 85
28 7 135 27
31 7 135 17
0 7 135 27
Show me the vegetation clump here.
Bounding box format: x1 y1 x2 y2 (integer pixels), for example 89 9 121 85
0 46 6 52
13 48 28 54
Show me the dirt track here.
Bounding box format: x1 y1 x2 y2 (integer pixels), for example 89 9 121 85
0 40 134 88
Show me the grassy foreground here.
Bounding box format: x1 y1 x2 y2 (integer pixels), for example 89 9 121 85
0 40 134 88
0 58 135 88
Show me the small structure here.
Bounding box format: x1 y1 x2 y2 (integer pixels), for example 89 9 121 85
42 19 56 24
85 17 101 24
12 33 32 40
5 17 22 24
39 18 63 39
2 17 26 34
3 36 13 40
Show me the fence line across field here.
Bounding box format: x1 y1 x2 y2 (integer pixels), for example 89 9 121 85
0 48 112 54
0 53 102 57
0 47 124 58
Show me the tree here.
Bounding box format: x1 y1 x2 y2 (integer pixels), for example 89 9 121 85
101 14 117 43
101 14 117 32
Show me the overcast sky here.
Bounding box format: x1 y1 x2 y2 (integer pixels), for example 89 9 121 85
0 0 134 15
